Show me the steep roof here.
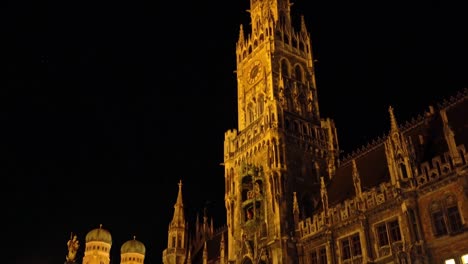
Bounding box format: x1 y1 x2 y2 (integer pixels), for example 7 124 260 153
191 227 227 264
329 144 389 205
327 88 468 205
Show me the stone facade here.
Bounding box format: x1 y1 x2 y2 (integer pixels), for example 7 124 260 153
162 0 468 264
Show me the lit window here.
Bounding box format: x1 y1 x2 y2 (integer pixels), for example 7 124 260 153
432 210 448 236
445 259 455 264
377 224 389 246
375 219 402 247
340 233 361 261
309 246 327 264
310 251 318 264
461 254 468 264
319 247 327 264
430 194 463 237
408 208 421 240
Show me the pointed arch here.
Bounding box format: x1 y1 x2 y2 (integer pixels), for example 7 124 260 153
280 58 290 78
242 256 253 264
294 64 304 83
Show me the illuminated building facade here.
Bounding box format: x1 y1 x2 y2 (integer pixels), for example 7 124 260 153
163 0 468 263
76 0 468 263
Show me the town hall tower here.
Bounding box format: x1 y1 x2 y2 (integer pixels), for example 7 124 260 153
223 0 339 263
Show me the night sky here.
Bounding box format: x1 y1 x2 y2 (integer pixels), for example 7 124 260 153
7 0 467 263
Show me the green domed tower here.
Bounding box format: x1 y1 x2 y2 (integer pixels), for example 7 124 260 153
82 224 112 264
121 236 146 264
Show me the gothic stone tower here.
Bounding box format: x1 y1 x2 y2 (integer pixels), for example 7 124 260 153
162 180 188 264
223 0 339 263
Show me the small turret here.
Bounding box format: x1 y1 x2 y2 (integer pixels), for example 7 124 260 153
220 232 226 264
440 108 463 166
352 159 363 199
293 192 300 228
203 241 208 264
320 177 329 220
384 106 415 189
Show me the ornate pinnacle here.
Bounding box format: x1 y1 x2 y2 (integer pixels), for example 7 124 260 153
388 105 399 132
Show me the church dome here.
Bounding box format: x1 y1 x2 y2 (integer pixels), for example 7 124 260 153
85 225 112 245
121 237 146 255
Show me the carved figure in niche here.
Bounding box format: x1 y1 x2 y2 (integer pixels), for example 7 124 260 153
306 89 313 113
260 248 270 262
307 100 312 113
246 207 254 220
292 84 301 113
279 88 286 108
254 182 262 196
307 88 313 100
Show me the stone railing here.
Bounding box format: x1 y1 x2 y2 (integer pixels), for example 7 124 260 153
415 145 467 187
299 182 397 238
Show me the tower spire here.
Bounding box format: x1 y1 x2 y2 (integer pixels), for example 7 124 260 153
384 106 414 188
440 108 463 166
352 159 362 198
171 179 185 225
163 180 188 264
238 24 245 44
225 0 338 261
388 105 399 133
293 192 300 230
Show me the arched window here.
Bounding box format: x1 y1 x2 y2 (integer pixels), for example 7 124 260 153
280 59 289 78
399 162 408 178
430 194 463 237
445 194 463 233
294 65 303 83
248 102 255 124
242 257 253 264
258 94 265 115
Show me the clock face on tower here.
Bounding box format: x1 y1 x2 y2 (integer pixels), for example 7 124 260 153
247 60 262 85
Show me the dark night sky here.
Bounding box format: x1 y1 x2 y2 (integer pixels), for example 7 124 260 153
7 0 467 263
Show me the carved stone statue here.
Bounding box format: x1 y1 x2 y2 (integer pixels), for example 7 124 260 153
66 233 79 263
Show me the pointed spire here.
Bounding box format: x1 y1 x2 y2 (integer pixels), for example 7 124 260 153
278 68 284 89
385 104 416 186
388 106 399 133
203 207 208 235
187 245 192 264
220 232 225 264
352 159 362 198
176 179 183 205
293 191 300 229
238 24 244 44
300 15 307 32
163 180 187 264
440 109 462 165
203 241 208 264
171 180 185 226
314 161 321 183
210 217 214 236
293 192 299 214
320 177 329 215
